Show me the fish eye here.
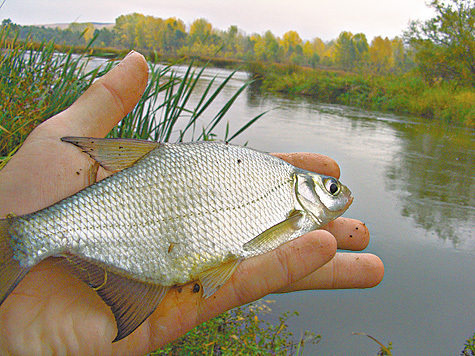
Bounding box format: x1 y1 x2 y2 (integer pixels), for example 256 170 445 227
324 178 340 196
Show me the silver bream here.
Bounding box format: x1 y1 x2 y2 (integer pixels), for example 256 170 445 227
0 138 353 341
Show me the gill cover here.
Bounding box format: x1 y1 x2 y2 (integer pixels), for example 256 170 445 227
294 169 353 226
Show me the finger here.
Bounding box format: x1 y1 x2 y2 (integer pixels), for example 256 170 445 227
272 152 340 178
324 218 370 251
277 253 384 292
139 230 338 351
194 230 337 322
37 51 149 139
228 230 337 305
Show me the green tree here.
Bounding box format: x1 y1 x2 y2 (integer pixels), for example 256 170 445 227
94 27 115 48
335 31 369 70
114 13 145 49
407 0 475 86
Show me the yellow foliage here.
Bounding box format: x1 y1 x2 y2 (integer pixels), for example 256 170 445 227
370 36 394 73
280 30 302 52
190 18 212 38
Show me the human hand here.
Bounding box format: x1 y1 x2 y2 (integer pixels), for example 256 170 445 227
0 51 384 355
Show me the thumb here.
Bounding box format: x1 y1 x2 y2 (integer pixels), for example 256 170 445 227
0 52 149 216
45 50 149 138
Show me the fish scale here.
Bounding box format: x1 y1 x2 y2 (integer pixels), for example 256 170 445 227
0 138 353 341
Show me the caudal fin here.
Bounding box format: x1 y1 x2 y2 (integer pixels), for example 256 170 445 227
0 219 30 306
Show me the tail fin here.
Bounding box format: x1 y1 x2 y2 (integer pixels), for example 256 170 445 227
0 219 30 306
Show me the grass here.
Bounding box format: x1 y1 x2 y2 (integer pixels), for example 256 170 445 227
0 27 114 166
0 27 263 168
108 60 265 143
151 300 320 355
248 62 475 128
462 333 475 356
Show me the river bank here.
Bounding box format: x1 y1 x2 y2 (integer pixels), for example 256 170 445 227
4 29 473 129
248 63 475 128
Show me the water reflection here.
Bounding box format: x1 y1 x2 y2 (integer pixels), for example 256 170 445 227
384 121 475 247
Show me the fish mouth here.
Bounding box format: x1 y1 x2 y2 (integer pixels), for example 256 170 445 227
344 196 354 211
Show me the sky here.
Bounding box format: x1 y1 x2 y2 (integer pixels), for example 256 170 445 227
1 0 436 41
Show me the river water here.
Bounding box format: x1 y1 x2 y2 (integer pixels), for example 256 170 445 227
163 65 475 355
95 59 475 355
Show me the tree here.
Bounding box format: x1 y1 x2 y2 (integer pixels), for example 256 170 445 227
334 31 369 70
407 0 475 86
391 37 406 70
369 36 394 73
114 13 144 49
163 18 187 53
189 18 212 43
67 22 95 44
95 27 115 47
281 30 302 56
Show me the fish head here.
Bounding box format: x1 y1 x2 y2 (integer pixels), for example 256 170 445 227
295 170 353 226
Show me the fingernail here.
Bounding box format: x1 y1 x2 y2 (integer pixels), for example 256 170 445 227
123 50 135 60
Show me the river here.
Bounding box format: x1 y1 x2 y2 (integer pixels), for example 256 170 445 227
95 59 475 355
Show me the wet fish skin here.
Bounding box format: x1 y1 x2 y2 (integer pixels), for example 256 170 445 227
0 138 352 341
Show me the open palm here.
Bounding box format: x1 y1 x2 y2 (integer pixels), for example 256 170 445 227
0 51 383 355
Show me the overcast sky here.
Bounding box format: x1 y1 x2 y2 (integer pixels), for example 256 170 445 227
1 0 435 41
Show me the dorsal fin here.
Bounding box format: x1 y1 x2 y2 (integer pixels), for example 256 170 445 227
61 137 160 172
58 255 169 342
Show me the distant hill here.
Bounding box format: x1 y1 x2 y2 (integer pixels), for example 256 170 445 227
39 22 114 30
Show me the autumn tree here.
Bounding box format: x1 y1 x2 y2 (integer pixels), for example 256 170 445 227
302 40 321 68
114 13 144 49
391 37 406 70
162 18 187 53
369 36 394 73
407 0 475 86
67 22 95 44
250 31 282 62
189 18 212 43
334 31 369 70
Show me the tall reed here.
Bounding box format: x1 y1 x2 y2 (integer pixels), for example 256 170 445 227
108 61 265 143
0 26 113 165
0 29 263 169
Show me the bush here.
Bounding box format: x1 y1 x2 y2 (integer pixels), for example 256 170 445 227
249 62 475 128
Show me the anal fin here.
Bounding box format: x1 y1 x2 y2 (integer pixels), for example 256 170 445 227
243 210 305 253
58 255 169 342
199 259 241 298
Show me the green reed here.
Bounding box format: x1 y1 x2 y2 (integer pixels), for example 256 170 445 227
0 27 113 166
0 25 263 171
108 59 265 143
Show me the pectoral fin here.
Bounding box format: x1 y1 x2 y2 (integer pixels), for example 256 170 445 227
199 259 241 298
243 210 305 252
59 255 169 342
61 137 159 172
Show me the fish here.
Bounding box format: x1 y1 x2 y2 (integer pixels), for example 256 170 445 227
0 138 353 341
